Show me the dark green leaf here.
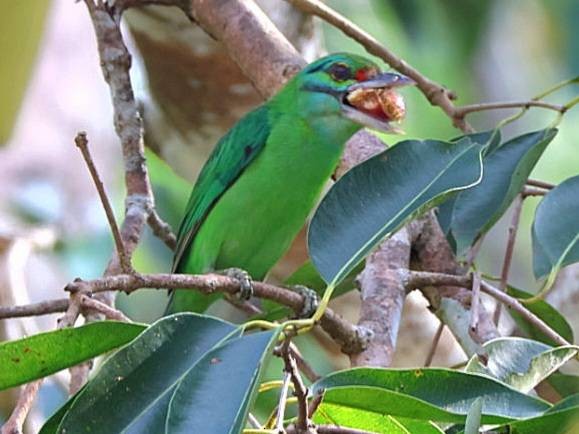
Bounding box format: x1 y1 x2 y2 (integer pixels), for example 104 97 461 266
447 129 557 255
465 338 578 393
309 138 483 284
313 368 550 424
55 313 238 434
0 321 145 391
532 175 579 279
166 328 280 434
506 285 574 345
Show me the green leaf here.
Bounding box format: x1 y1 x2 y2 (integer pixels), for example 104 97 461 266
548 373 579 398
506 286 574 345
0 321 145 391
489 394 579 434
166 328 281 434
464 398 483 434
532 175 579 280
309 138 483 285
446 128 557 255
465 337 578 393
313 405 445 434
53 313 238 434
1 1 50 143
313 368 550 424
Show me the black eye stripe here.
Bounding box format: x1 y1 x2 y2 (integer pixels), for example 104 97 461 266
328 63 352 81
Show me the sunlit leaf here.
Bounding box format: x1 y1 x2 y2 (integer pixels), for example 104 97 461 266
488 394 579 434
0 321 145 391
313 368 550 424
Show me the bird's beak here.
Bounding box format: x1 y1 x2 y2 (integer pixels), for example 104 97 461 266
341 72 415 133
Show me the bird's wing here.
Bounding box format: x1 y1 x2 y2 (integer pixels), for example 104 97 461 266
172 105 272 272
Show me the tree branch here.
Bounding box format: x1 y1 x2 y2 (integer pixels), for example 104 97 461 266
454 100 566 119
1 293 83 434
284 0 473 132
75 132 132 274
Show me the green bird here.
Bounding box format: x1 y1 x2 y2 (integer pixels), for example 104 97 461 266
167 53 413 314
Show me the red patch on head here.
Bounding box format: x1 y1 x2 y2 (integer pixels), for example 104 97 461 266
355 67 377 82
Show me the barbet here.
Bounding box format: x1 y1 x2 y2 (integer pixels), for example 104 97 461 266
167 53 413 314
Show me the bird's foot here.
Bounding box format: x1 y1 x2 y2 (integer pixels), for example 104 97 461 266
289 285 319 319
220 267 254 301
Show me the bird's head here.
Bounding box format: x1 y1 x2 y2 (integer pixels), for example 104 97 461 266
294 53 414 133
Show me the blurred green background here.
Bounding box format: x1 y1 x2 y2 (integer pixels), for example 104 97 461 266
0 0 578 428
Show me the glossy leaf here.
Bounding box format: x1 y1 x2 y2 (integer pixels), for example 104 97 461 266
166 328 280 434
506 285 574 345
0 321 145 391
313 368 550 424
532 175 579 280
465 337 578 393
309 138 483 284
445 129 557 255
313 406 445 434
488 394 579 434
53 313 238 434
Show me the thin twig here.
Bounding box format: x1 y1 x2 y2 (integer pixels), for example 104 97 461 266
523 186 548 197
147 210 177 250
494 195 524 324
79 295 131 322
408 271 571 346
275 371 292 433
75 132 132 274
527 179 555 190
282 339 310 433
424 323 444 367
480 281 570 346
454 100 565 119
469 272 482 335
289 343 320 382
285 0 473 132
0 381 42 434
0 298 69 320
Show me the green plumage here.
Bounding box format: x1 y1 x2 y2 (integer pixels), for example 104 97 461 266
167 53 403 313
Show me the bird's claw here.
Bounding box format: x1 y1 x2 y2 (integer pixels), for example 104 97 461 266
221 267 254 301
290 285 319 319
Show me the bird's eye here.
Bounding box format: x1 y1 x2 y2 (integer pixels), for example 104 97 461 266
328 63 352 81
